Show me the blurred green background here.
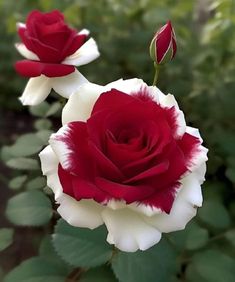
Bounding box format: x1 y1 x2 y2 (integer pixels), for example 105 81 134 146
0 0 235 281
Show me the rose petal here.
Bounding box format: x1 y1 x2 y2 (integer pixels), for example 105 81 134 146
147 88 186 138
15 60 75 78
159 93 186 138
19 75 51 106
185 126 208 172
102 208 162 252
39 145 63 200
62 78 146 125
186 126 202 141
57 195 104 229
105 78 144 95
107 200 162 217
145 171 203 232
16 22 26 30
78 29 90 36
51 69 88 99
15 43 39 60
178 132 208 174
62 82 103 125
49 124 75 171
62 33 87 58
62 38 100 66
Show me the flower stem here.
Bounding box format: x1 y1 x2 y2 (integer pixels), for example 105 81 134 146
152 63 160 86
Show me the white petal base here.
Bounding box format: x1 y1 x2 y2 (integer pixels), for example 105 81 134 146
102 208 161 252
19 75 51 106
51 69 88 98
58 195 104 229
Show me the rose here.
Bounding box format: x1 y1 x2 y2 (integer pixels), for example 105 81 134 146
39 79 208 252
15 10 100 105
150 21 177 65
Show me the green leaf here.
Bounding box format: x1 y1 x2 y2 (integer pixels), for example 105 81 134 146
198 200 231 229
36 130 53 144
34 119 52 131
45 102 62 117
26 177 46 190
185 223 209 250
29 101 50 117
191 250 235 282
226 167 235 183
111 238 177 282
39 236 58 260
225 229 235 247
39 236 72 271
6 134 44 157
186 264 208 282
1 146 14 162
4 257 69 282
53 219 112 267
80 266 117 282
0 267 4 281
6 158 39 170
0 228 14 251
9 175 27 190
6 191 52 226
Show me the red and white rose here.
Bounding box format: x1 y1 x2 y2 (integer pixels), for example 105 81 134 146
15 10 99 105
39 78 208 252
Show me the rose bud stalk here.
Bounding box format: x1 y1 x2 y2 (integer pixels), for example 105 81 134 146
150 21 177 85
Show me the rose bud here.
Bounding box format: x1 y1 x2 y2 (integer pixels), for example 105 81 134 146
15 10 100 105
150 21 177 65
39 78 208 252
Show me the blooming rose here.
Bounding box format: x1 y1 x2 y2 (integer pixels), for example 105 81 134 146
150 21 177 65
15 10 100 105
39 79 208 252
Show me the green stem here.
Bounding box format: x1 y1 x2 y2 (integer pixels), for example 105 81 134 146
152 63 160 86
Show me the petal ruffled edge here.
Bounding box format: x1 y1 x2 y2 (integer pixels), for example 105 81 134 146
185 126 208 173
39 145 63 200
144 168 204 233
57 195 104 229
39 145 104 229
102 208 162 252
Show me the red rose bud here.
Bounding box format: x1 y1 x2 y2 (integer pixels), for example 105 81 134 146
150 21 177 65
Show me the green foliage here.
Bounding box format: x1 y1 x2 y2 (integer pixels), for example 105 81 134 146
6 158 39 170
3 133 44 158
80 266 117 282
9 175 27 190
187 250 235 282
111 238 178 282
184 222 209 251
225 229 235 247
6 191 52 226
29 101 62 118
198 200 231 229
0 228 14 252
53 219 113 267
26 176 46 190
4 257 70 282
